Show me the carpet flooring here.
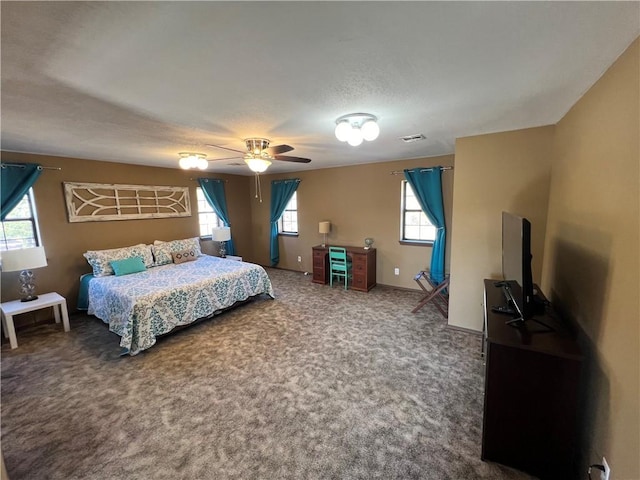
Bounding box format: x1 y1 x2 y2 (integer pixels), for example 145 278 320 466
1 268 536 480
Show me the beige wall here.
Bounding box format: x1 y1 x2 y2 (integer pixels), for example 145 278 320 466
247 155 454 289
0 152 252 320
0 151 454 319
447 37 639 477
541 38 639 479
448 126 554 331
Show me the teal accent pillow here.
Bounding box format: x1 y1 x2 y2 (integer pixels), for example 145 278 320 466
110 256 147 276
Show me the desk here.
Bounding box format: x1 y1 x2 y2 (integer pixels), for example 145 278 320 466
1 292 70 349
312 245 376 292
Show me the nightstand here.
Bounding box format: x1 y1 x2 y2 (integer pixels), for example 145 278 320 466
1 292 70 349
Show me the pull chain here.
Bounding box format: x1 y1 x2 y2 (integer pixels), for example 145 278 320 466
254 173 263 203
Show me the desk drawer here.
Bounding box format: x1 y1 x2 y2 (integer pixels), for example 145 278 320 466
352 273 367 290
351 254 367 267
352 260 366 273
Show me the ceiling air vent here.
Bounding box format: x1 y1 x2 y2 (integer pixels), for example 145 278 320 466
400 134 426 143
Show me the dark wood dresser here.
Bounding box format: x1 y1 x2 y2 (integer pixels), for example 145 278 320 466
482 279 583 479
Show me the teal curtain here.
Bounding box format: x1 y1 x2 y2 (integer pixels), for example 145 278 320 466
197 178 236 256
404 168 446 283
269 178 300 266
1 163 42 221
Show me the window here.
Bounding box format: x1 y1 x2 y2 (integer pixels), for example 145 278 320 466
401 181 436 243
196 187 223 237
278 191 298 234
1 189 42 251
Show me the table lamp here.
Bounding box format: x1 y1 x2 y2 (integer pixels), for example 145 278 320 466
1 246 48 302
319 221 331 247
211 227 231 258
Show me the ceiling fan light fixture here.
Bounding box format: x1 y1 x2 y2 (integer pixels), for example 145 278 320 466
178 152 207 170
244 157 272 173
335 113 379 146
245 138 270 156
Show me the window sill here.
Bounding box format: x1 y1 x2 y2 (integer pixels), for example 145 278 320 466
399 240 434 247
278 232 299 237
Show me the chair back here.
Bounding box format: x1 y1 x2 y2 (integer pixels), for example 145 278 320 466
328 247 348 272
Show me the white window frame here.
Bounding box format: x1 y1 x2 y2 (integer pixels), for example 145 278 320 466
1 188 42 251
196 187 223 238
278 191 298 235
400 181 436 243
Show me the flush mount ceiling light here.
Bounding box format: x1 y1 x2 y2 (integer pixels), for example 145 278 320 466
178 152 208 170
334 113 380 146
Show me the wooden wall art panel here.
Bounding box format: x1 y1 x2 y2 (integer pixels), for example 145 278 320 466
63 182 191 223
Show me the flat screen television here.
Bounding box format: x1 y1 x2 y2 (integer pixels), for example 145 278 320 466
500 211 535 321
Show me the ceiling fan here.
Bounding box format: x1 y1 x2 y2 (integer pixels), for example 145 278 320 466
205 138 311 173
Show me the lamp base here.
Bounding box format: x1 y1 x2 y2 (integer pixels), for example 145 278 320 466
219 244 227 258
18 269 39 302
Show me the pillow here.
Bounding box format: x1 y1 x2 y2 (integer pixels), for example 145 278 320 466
151 242 174 266
84 244 154 277
153 237 202 266
171 248 197 265
110 256 147 276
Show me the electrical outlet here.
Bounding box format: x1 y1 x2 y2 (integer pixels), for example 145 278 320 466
297 256 302 262
601 457 610 480
394 267 400 276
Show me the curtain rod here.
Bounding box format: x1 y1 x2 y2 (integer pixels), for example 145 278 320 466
1 163 62 171
390 166 453 175
190 177 227 182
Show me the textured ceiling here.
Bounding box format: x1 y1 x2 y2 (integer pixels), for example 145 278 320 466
1 2 638 175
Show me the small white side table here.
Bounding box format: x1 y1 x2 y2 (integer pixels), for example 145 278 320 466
1 292 70 349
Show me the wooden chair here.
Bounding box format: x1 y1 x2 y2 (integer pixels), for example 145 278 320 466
329 247 352 290
412 270 450 317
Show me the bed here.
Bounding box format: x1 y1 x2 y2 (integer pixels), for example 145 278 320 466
83 255 274 355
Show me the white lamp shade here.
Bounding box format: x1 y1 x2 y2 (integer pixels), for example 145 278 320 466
347 128 364 146
361 119 380 141
179 157 192 169
211 227 231 242
1 246 48 272
319 221 331 234
244 158 272 173
335 121 352 142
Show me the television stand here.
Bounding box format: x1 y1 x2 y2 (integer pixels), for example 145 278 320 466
505 316 555 333
481 279 583 479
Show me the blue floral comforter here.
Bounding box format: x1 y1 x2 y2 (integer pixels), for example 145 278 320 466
87 255 274 355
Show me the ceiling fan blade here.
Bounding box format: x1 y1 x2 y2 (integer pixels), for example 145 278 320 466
205 144 246 154
273 155 311 164
208 155 243 162
266 144 294 155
